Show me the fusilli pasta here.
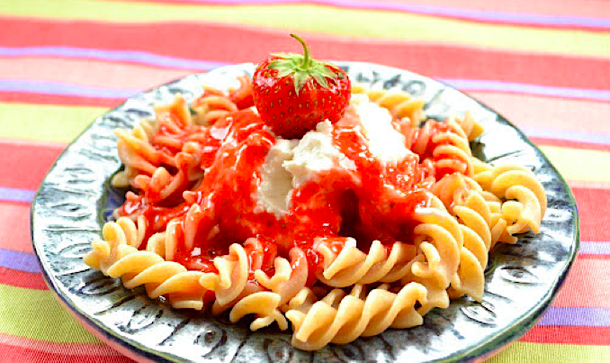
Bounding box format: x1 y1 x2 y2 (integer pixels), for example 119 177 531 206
83 75 547 350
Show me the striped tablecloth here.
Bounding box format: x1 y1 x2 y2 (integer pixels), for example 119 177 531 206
1 0 609 361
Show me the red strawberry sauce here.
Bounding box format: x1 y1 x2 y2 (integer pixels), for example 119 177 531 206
118 106 436 285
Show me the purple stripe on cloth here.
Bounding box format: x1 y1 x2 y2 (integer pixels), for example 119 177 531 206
3 78 609 102
0 248 40 273
0 187 35 203
440 79 610 102
0 80 138 99
0 46 226 71
521 127 610 146
538 307 610 327
146 0 610 29
579 242 610 255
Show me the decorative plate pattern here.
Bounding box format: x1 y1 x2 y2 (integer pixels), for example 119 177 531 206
31 62 579 363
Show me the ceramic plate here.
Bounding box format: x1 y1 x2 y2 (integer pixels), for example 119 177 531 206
31 62 579 363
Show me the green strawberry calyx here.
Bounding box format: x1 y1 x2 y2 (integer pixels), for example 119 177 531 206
268 34 343 95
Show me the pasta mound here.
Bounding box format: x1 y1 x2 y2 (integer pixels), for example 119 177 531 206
84 75 547 350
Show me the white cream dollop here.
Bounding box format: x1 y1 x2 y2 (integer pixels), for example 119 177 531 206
256 121 354 217
256 139 298 216
283 120 356 188
256 96 412 216
351 93 410 164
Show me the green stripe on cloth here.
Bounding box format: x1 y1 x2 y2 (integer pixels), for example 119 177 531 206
539 146 610 183
0 284 98 343
0 103 107 143
490 341 610 362
1 0 609 58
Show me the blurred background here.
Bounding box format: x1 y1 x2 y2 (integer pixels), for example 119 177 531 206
0 0 609 362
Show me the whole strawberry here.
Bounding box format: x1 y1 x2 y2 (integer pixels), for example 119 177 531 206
252 34 351 139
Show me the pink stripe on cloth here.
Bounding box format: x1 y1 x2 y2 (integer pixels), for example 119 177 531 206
0 333 123 357
344 0 610 19
553 257 610 308
569 181 610 190
0 139 64 190
0 92 124 108
573 188 610 242
0 57 192 91
522 325 610 346
0 202 34 253
0 267 48 290
468 92 610 135
445 79 610 102
3 19 610 90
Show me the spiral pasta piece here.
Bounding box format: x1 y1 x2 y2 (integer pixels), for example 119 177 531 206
412 117 475 178
254 247 309 305
454 111 484 141
83 217 208 310
474 163 547 235
199 243 249 308
410 202 463 289
192 85 239 125
195 239 289 330
228 74 254 109
285 283 427 351
429 174 497 300
449 192 493 301
377 196 459 314
112 120 157 188
315 238 418 287
112 95 197 188
230 291 288 331
430 168 545 300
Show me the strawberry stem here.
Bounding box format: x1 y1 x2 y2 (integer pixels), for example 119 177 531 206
290 34 310 69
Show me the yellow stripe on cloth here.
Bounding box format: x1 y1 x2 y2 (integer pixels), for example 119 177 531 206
490 342 610 362
0 103 107 143
0 284 98 343
1 0 609 58
539 146 610 183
